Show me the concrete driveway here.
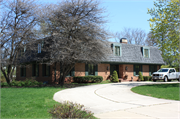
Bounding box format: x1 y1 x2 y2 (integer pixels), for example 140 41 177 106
53 82 180 119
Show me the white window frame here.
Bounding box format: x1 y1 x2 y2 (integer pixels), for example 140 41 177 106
142 47 150 58
38 43 41 53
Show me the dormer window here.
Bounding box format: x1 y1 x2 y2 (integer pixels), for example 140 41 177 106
115 46 120 56
38 43 41 53
112 43 122 56
142 47 150 58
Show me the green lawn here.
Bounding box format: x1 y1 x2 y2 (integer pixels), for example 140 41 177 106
1 81 111 118
131 83 180 100
1 87 64 118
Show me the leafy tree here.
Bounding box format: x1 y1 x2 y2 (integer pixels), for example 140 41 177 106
111 70 118 82
147 0 180 66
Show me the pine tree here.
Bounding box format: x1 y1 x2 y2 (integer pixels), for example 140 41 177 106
111 71 119 82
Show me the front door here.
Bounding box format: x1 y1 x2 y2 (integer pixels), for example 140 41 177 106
110 65 119 78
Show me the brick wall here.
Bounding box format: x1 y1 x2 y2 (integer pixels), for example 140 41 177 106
143 65 149 76
16 64 54 84
98 64 110 81
74 63 85 76
122 64 139 81
119 65 123 78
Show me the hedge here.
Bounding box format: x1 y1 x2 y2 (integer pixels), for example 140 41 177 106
73 76 103 83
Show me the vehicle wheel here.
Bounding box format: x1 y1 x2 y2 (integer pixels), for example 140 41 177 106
178 76 180 82
164 76 168 82
153 79 156 82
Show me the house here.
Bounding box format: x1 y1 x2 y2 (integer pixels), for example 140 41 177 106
16 38 164 83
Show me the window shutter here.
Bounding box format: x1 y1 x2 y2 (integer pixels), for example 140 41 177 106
149 65 151 76
133 65 136 76
85 64 88 76
48 65 50 76
95 65 98 76
71 67 75 76
24 67 26 77
20 67 23 77
141 65 143 75
42 64 45 76
37 64 39 77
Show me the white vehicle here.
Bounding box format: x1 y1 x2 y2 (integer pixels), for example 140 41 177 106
152 68 180 82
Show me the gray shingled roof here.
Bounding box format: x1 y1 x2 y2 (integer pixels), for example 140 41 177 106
103 43 165 65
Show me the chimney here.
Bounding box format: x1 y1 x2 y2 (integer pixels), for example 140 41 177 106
120 38 128 44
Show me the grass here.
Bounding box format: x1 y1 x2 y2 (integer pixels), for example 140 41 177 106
1 87 64 118
131 83 180 100
1 80 110 118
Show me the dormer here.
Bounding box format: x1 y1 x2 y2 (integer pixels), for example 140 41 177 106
111 43 122 56
142 46 150 58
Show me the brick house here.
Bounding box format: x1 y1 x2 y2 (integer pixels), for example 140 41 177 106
16 38 164 83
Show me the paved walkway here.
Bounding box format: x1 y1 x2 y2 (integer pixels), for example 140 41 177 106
53 82 180 119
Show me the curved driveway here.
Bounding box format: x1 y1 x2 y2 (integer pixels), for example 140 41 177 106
53 82 180 119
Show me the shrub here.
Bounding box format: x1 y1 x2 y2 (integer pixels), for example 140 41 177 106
111 71 119 82
1 76 6 83
143 76 152 81
1 78 42 87
1 82 9 87
49 101 94 119
138 72 144 81
73 76 103 83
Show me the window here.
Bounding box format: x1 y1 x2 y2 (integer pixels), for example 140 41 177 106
144 49 149 58
32 64 39 77
88 64 95 75
169 69 175 73
149 65 157 76
85 64 98 76
112 43 122 56
134 65 142 76
42 64 50 76
115 46 120 56
142 47 150 58
21 66 26 77
38 43 41 53
66 67 75 77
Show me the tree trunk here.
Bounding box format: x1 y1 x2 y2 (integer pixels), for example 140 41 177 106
1 67 11 84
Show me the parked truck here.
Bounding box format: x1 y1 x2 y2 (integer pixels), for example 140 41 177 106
152 68 180 82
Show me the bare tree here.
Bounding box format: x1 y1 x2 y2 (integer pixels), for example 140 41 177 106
116 27 146 45
41 0 110 86
0 0 39 84
145 32 157 46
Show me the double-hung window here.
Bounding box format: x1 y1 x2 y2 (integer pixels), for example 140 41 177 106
134 65 142 76
149 65 157 76
142 47 150 58
85 64 98 76
32 64 39 77
88 64 95 75
115 46 120 56
66 67 75 77
21 66 26 77
112 43 122 56
42 64 50 76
